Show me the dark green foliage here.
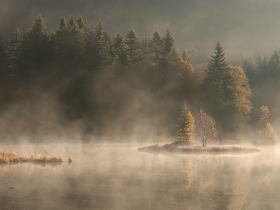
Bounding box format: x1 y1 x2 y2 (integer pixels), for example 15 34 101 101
124 29 142 64
149 31 163 63
86 22 111 70
162 27 175 56
201 42 238 134
6 28 22 76
113 33 128 66
0 15 272 140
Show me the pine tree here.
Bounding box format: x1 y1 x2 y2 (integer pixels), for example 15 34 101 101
149 31 163 63
175 105 195 145
22 14 49 69
113 33 128 66
268 49 280 72
256 54 263 72
56 16 85 67
124 29 142 64
201 42 238 131
90 22 111 69
140 36 151 61
6 28 22 76
162 27 175 56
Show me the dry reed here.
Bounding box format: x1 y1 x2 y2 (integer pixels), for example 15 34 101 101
0 150 65 164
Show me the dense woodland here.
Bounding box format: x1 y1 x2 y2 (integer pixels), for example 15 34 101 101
0 15 279 141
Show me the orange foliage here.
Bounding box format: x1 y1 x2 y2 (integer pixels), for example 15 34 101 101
228 65 252 119
167 54 193 78
259 105 273 141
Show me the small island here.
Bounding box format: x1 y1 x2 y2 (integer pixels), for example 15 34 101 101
139 105 261 155
138 143 261 155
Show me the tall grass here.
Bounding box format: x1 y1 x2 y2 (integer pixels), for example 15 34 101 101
0 150 65 164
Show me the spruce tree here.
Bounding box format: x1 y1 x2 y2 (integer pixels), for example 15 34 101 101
21 14 49 75
56 16 86 67
91 22 111 69
201 42 237 132
162 27 175 56
6 28 22 76
113 33 128 66
124 29 142 64
149 31 163 63
268 49 280 71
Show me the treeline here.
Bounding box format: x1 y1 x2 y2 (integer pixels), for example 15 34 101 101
0 15 266 140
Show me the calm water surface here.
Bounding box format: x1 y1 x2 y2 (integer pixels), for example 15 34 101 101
0 142 279 210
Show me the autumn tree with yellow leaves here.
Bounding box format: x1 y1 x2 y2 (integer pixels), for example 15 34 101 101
175 105 195 145
259 106 273 142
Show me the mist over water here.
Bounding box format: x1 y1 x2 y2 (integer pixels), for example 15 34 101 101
0 142 279 209
1 0 280 209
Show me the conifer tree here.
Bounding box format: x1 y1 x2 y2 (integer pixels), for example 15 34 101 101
201 42 238 131
256 54 263 71
113 33 128 66
149 31 163 63
268 50 280 72
90 22 111 69
22 14 49 69
56 17 86 67
140 36 151 61
162 27 175 56
6 28 22 76
175 105 195 145
124 29 142 64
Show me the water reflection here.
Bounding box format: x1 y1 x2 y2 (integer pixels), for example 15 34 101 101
0 143 280 210
0 162 64 176
175 151 274 210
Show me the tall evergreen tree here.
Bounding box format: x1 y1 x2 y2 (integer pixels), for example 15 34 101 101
124 29 142 64
113 33 128 66
149 31 163 63
6 28 22 76
201 42 238 133
21 14 49 71
56 17 85 67
255 54 263 72
89 22 111 69
162 27 175 56
268 49 280 73
140 36 151 61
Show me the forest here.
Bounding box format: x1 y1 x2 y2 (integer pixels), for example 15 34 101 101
0 15 279 142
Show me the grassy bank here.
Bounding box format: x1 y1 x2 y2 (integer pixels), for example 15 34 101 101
0 150 64 164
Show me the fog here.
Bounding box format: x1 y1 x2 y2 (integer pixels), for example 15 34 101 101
1 1 280 209
1 0 280 61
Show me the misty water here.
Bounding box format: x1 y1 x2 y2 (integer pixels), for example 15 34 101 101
0 142 279 210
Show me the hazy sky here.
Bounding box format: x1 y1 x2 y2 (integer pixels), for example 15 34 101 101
1 0 280 61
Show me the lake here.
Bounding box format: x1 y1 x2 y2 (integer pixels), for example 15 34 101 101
0 142 279 209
